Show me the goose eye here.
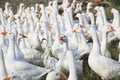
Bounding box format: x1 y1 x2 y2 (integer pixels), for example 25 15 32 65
56 73 59 75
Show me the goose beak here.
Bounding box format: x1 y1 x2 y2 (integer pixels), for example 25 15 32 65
80 25 84 28
84 30 89 35
110 26 116 32
72 29 77 33
110 8 113 14
59 36 64 40
22 34 27 38
12 17 16 22
4 77 10 80
60 73 67 80
1 31 8 36
94 12 98 17
49 26 53 30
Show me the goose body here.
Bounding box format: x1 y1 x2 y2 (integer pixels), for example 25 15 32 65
88 27 120 80
3 31 51 79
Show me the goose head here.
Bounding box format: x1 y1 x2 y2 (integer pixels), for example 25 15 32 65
59 35 68 43
103 24 116 33
46 71 67 80
5 2 11 9
110 8 119 14
1 31 15 40
19 3 25 11
72 24 84 33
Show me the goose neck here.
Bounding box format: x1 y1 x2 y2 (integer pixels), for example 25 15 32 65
7 37 16 61
91 30 101 54
63 41 68 52
113 12 120 27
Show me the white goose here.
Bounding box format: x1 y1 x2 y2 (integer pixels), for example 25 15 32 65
57 35 83 80
18 33 42 65
100 24 116 58
1 31 51 79
0 48 21 80
88 27 120 80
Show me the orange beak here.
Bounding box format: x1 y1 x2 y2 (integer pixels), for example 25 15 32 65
80 25 84 28
110 26 116 32
60 73 67 80
4 77 10 80
12 17 16 22
84 30 88 34
49 26 53 30
59 36 64 40
94 12 98 17
22 34 27 38
72 29 77 33
1 31 8 36
110 8 113 14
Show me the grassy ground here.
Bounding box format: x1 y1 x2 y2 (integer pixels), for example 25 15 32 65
0 0 120 80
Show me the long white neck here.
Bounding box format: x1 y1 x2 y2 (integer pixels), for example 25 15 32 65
89 13 95 26
90 28 101 55
100 31 111 57
53 13 60 38
6 18 12 31
6 36 16 62
80 29 89 50
16 18 23 34
63 41 69 52
19 38 27 49
97 11 104 31
64 11 73 31
22 18 28 35
78 14 83 25
67 51 77 80
101 7 107 24
112 11 120 28
0 49 7 80
67 7 74 26
0 11 5 25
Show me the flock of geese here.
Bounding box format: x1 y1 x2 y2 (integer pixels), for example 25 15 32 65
0 0 120 80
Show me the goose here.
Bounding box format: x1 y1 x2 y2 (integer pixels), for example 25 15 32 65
87 12 97 30
46 71 67 80
0 48 21 80
57 8 66 35
99 6 108 25
17 3 25 16
100 24 116 58
72 24 92 58
88 27 120 80
74 2 83 14
110 8 120 40
57 35 83 79
94 6 104 31
24 8 36 49
1 31 51 79
18 33 42 65
39 4 49 39
4 2 11 17
41 37 58 69
111 8 120 30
